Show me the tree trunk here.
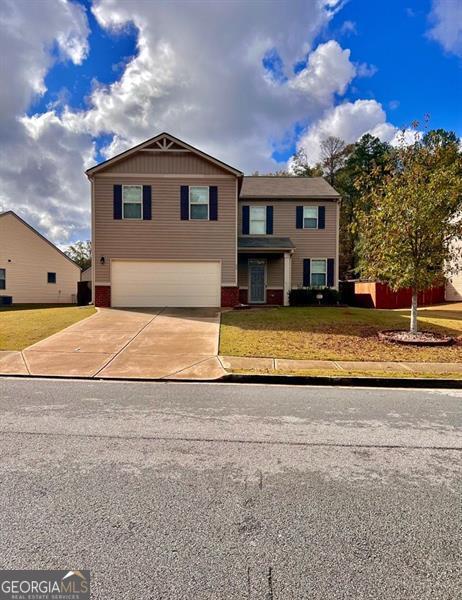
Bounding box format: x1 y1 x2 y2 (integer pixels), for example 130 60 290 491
410 289 418 334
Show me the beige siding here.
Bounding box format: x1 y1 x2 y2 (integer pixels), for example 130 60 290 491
238 200 339 288
81 267 92 282
103 151 229 176
94 176 237 285
0 213 80 303
238 254 284 287
446 238 462 300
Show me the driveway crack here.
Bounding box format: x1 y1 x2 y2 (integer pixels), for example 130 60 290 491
93 308 165 377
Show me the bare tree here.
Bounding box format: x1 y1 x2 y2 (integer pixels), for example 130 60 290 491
290 148 323 177
320 136 348 185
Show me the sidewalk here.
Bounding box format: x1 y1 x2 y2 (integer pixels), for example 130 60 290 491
219 355 462 376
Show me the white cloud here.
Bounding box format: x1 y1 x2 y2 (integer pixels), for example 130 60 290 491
289 40 356 103
0 0 398 244
0 0 91 243
355 62 378 78
19 0 355 186
427 0 462 56
295 99 398 164
340 20 357 35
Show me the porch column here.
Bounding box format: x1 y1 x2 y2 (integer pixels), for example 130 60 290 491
283 252 292 306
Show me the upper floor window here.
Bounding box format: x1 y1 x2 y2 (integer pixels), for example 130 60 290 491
249 206 266 234
303 206 318 229
47 272 56 284
311 259 327 287
190 187 209 220
123 185 142 219
0 268 5 290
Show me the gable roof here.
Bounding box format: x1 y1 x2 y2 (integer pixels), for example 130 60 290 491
0 211 81 270
85 132 243 178
240 176 340 199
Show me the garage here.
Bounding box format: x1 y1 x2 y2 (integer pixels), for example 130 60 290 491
111 260 221 307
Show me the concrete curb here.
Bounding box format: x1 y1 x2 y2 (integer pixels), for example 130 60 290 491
1 371 462 389
220 372 462 389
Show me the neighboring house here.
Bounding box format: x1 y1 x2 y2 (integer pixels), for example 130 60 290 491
445 238 462 301
0 211 81 303
81 266 92 282
86 132 340 308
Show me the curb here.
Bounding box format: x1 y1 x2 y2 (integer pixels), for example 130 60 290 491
2 371 462 389
220 372 462 389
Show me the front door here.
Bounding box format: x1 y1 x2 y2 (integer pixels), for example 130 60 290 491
249 259 266 303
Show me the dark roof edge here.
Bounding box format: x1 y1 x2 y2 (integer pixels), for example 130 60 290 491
239 195 340 200
0 211 81 270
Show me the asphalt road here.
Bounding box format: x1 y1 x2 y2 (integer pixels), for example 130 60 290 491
0 378 460 599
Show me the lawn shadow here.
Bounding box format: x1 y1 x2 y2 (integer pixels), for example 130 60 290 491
0 304 77 312
222 306 462 338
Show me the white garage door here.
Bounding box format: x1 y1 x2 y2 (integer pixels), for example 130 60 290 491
111 260 221 307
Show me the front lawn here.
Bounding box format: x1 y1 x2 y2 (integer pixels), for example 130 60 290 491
0 304 96 351
219 305 462 362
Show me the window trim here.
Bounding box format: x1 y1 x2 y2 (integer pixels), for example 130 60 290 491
249 205 267 235
303 206 319 229
47 271 57 284
122 184 143 220
310 258 327 287
0 268 5 290
189 186 210 220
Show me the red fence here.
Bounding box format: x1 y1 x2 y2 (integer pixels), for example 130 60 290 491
353 281 445 309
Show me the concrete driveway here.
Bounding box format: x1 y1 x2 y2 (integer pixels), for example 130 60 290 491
14 308 224 380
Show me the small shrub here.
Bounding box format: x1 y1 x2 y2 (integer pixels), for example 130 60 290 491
289 287 340 306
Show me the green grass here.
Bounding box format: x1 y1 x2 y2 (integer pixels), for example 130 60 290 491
220 305 462 363
0 304 96 350
229 368 462 380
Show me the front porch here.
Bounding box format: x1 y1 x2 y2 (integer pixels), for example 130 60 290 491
238 237 294 306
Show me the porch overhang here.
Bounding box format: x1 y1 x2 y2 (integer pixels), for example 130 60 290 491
238 236 295 253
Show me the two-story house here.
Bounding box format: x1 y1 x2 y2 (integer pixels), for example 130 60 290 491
86 133 340 308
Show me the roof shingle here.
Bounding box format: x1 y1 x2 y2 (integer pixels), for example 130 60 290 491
240 176 339 199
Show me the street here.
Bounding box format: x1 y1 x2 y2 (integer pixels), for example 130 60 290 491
0 378 460 599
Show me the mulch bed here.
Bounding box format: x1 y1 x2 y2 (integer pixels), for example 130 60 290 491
378 330 454 347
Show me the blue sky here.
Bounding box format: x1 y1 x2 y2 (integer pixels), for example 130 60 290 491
1 0 461 243
29 0 462 162
328 0 462 136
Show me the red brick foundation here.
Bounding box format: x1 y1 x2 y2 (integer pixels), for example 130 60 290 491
266 289 284 305
239 289 248 304
221 286 239 307
95 285 111 307
238 288 284 305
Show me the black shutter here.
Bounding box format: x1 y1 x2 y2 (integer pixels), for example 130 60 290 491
327 258 335 287
242 206 250 234
209 186 218 220
303 259 311 287
180 186 189 220
266 206 273 234
113 185 122 219
296 206 303 229
318 206 325 229
142 185 152 220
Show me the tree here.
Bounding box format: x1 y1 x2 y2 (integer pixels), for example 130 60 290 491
422 128 459 153
290 148 323 177
65 240 91 270
356 129 462 333
335 134 391 277
319 136 348 185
